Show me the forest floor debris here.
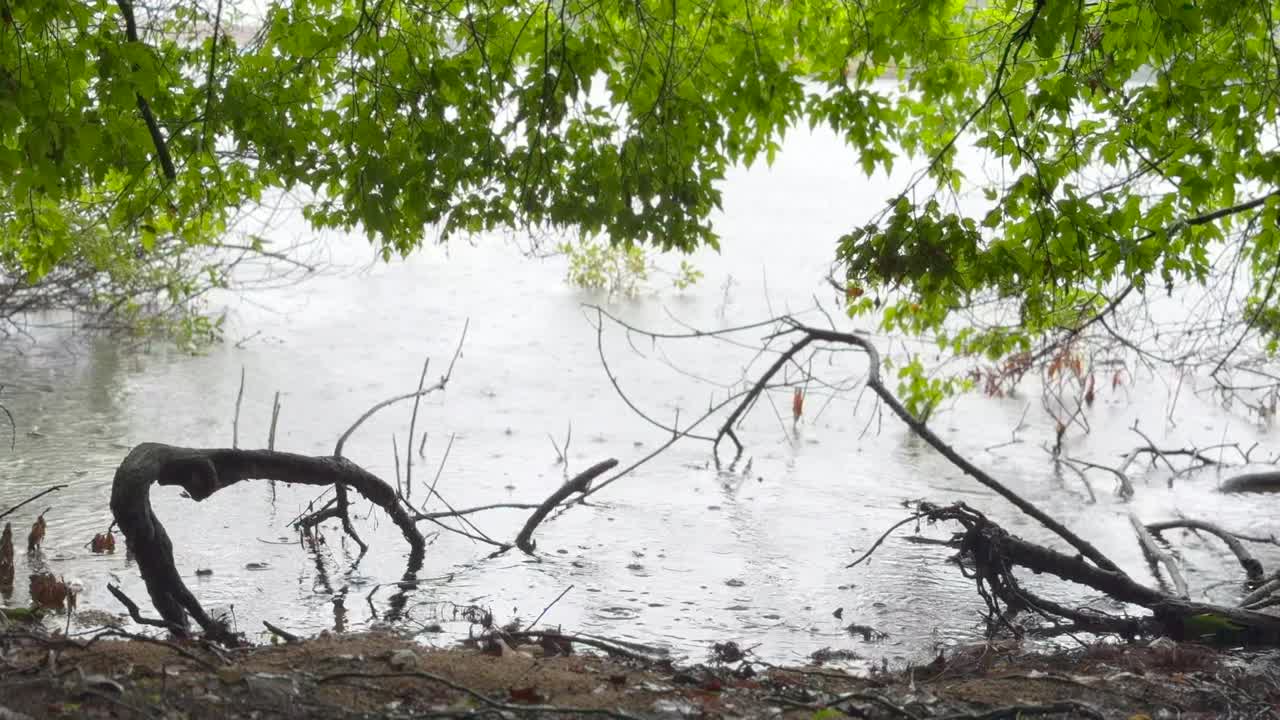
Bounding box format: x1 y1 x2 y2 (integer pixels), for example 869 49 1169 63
1 626 1277 719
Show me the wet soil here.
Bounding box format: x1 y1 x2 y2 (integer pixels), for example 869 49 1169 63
1 625 1276 719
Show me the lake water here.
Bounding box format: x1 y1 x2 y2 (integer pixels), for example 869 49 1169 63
1 128 1277 668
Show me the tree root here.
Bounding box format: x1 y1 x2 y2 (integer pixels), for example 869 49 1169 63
110 443 425 642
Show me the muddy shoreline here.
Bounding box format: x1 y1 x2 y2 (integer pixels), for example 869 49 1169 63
1 624 1276 719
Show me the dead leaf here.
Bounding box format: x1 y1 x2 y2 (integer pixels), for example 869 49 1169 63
0 523 13 592
0 523 13 571
27 513 46 552
508 687 545 704
91 531 116 554
791 387 804 421
29 572 70 611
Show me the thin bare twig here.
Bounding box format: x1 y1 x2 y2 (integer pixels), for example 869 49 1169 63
262 620 300 643
404 357 430 501
0 485 67 521
0 385 15 451
267 391 281 451
524 584 574 631
232 366 245 449
334 323 467 458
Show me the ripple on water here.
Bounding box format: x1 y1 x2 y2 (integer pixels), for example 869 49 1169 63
2 184 1279 669
593 606 641 621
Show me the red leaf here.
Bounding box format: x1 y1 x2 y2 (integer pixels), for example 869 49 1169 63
508 687 545 704
91 531 116 554
27 514 45 552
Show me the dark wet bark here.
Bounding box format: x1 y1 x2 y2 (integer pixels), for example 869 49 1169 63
110 443 424 642
515 459 618 554
1221 471 1280 493
973 518 1280 641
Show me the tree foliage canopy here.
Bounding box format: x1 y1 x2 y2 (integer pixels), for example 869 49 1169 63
5 0 1280 356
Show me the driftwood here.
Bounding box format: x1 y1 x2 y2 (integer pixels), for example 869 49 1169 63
110 443 425 642
1221 471 1280 493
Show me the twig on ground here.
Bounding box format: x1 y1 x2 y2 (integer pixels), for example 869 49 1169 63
938 701 1106 720
317 670 641 720
503 630 668 662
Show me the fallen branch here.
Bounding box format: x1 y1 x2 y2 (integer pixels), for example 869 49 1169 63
514 459 618 553
1220 471 1280 493
1130 513 1189 598
262 620 300 644
1243 574 1280 608
911 502 1280 641
106 583 182 634
110 443 424 640
1146 518 1266 585
502 629 668 663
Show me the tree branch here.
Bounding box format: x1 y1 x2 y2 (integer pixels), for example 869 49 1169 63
114 0 177 181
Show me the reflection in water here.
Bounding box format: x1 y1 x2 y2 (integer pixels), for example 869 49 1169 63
0 128 1278 665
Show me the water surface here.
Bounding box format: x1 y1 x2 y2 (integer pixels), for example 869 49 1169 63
1 128 1277 668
